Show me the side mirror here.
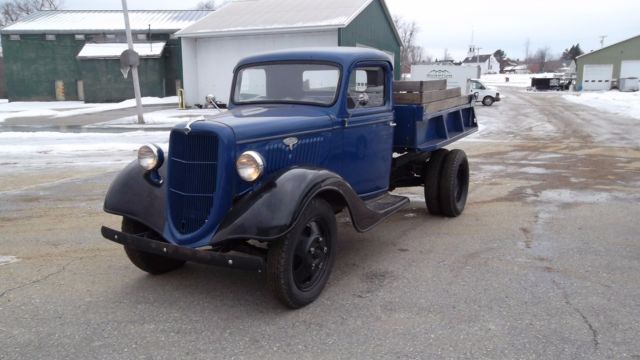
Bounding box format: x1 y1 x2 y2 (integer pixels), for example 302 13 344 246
357 92 369 107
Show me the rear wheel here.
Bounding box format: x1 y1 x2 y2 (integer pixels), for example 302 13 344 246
482 96 495 106
438 150 470 217
267 199 336 309
424 149 449 215
122 218 185 275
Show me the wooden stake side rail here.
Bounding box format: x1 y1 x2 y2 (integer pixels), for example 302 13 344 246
393 87 462 105
393 80 446 92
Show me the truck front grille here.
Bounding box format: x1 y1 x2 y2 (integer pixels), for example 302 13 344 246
168 131 219 234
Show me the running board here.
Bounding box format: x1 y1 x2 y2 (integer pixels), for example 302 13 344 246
349 193 409 232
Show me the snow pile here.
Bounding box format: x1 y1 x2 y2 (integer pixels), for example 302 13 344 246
92 108 227 128
563 91 640 119
0 131 169 168
0 97 178 123
481 73 558 88
0 256 19 266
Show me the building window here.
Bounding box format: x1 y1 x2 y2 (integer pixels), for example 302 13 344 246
9 34 20 41
106 34 116 40
45 34 56 41
136 33 147 40
74 34 85 40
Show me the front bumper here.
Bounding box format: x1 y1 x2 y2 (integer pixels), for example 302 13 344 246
101 226 265 272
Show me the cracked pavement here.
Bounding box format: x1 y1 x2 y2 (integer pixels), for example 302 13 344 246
1 88 639 359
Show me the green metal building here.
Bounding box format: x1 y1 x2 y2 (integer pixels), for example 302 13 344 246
176 0 402 106
576 35 640 91
0 10 211 102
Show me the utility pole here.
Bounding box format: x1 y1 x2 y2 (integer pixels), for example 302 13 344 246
122 0 145 125
599 35 607 48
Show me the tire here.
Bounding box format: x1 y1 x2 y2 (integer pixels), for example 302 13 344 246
482 96 495 106
438 150 470 218
423 149 449 215
267 198 337 309
122 218 185 275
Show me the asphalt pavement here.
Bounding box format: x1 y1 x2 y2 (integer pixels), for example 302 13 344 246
0 88 639 359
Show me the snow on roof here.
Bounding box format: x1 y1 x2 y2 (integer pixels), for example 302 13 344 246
176 0 398 39
77 42 166 59
1 10 212 34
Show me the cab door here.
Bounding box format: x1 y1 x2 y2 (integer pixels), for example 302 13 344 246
340 62 395 198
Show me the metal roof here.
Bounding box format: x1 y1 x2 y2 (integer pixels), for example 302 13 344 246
176 0 399 41
1 10 212 34
77 42 166 59
576 34 640 60
462 55 493 64
235 47 394 69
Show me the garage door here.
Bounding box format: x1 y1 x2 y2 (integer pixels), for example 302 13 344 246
582 64 613 91
621 60 640 78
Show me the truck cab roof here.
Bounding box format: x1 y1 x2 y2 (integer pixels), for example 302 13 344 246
234 47 393 71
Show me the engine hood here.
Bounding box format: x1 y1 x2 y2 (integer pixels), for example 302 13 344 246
198 105 334 143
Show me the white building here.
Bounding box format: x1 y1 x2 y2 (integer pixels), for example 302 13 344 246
176 0 401 106
461 46 499 75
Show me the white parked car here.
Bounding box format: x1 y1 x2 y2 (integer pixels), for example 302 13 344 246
470 79 500 106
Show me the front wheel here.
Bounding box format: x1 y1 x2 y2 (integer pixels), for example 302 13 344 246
482 96 495 106
122 218 186 275
267 198 337 309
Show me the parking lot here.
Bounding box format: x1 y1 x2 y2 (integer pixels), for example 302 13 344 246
1 87 639 359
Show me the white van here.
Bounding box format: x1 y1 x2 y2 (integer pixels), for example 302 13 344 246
470 79 501 106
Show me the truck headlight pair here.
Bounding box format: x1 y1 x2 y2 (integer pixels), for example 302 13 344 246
236 151 264 182
138 145 263 182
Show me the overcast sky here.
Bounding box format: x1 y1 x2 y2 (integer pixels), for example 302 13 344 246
63 0 640 61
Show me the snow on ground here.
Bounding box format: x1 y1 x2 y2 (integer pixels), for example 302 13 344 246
0 130 169 169
563 90 640 120
481 73 559 88
90 108 227 128
0 255 20 266
0 97 178 123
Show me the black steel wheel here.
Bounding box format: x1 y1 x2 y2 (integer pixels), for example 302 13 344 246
438 149 470 217
122 218 186 275
267 198 337 309
482 96 495 106
424 149 449 215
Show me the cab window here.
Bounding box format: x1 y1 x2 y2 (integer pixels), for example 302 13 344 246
471 80 486 90
347 66 386 109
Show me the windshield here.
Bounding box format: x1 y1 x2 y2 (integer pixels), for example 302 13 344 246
233 63 341 106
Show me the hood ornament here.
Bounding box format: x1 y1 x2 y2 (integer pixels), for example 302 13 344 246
283 137 299 150
184 118 205 134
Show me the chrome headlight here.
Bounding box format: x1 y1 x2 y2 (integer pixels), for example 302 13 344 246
138 144 163 171
236 151 265 182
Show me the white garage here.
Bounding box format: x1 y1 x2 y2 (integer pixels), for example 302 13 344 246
176 0 401 106
582 64 614 91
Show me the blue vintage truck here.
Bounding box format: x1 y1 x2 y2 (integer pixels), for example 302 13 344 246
101 48 478 308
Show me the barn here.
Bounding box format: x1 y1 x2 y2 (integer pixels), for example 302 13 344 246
176 0 401 106
0 10 211 102
576 35 640 91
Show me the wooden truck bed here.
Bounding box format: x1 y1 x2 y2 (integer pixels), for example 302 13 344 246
392 80 479 153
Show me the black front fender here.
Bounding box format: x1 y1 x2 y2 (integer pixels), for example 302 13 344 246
103 161 166 235
211 167 394 244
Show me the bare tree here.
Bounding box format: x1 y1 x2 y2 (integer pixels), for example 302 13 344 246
1 0 63 27
393 16 426 74
534 47 552 72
